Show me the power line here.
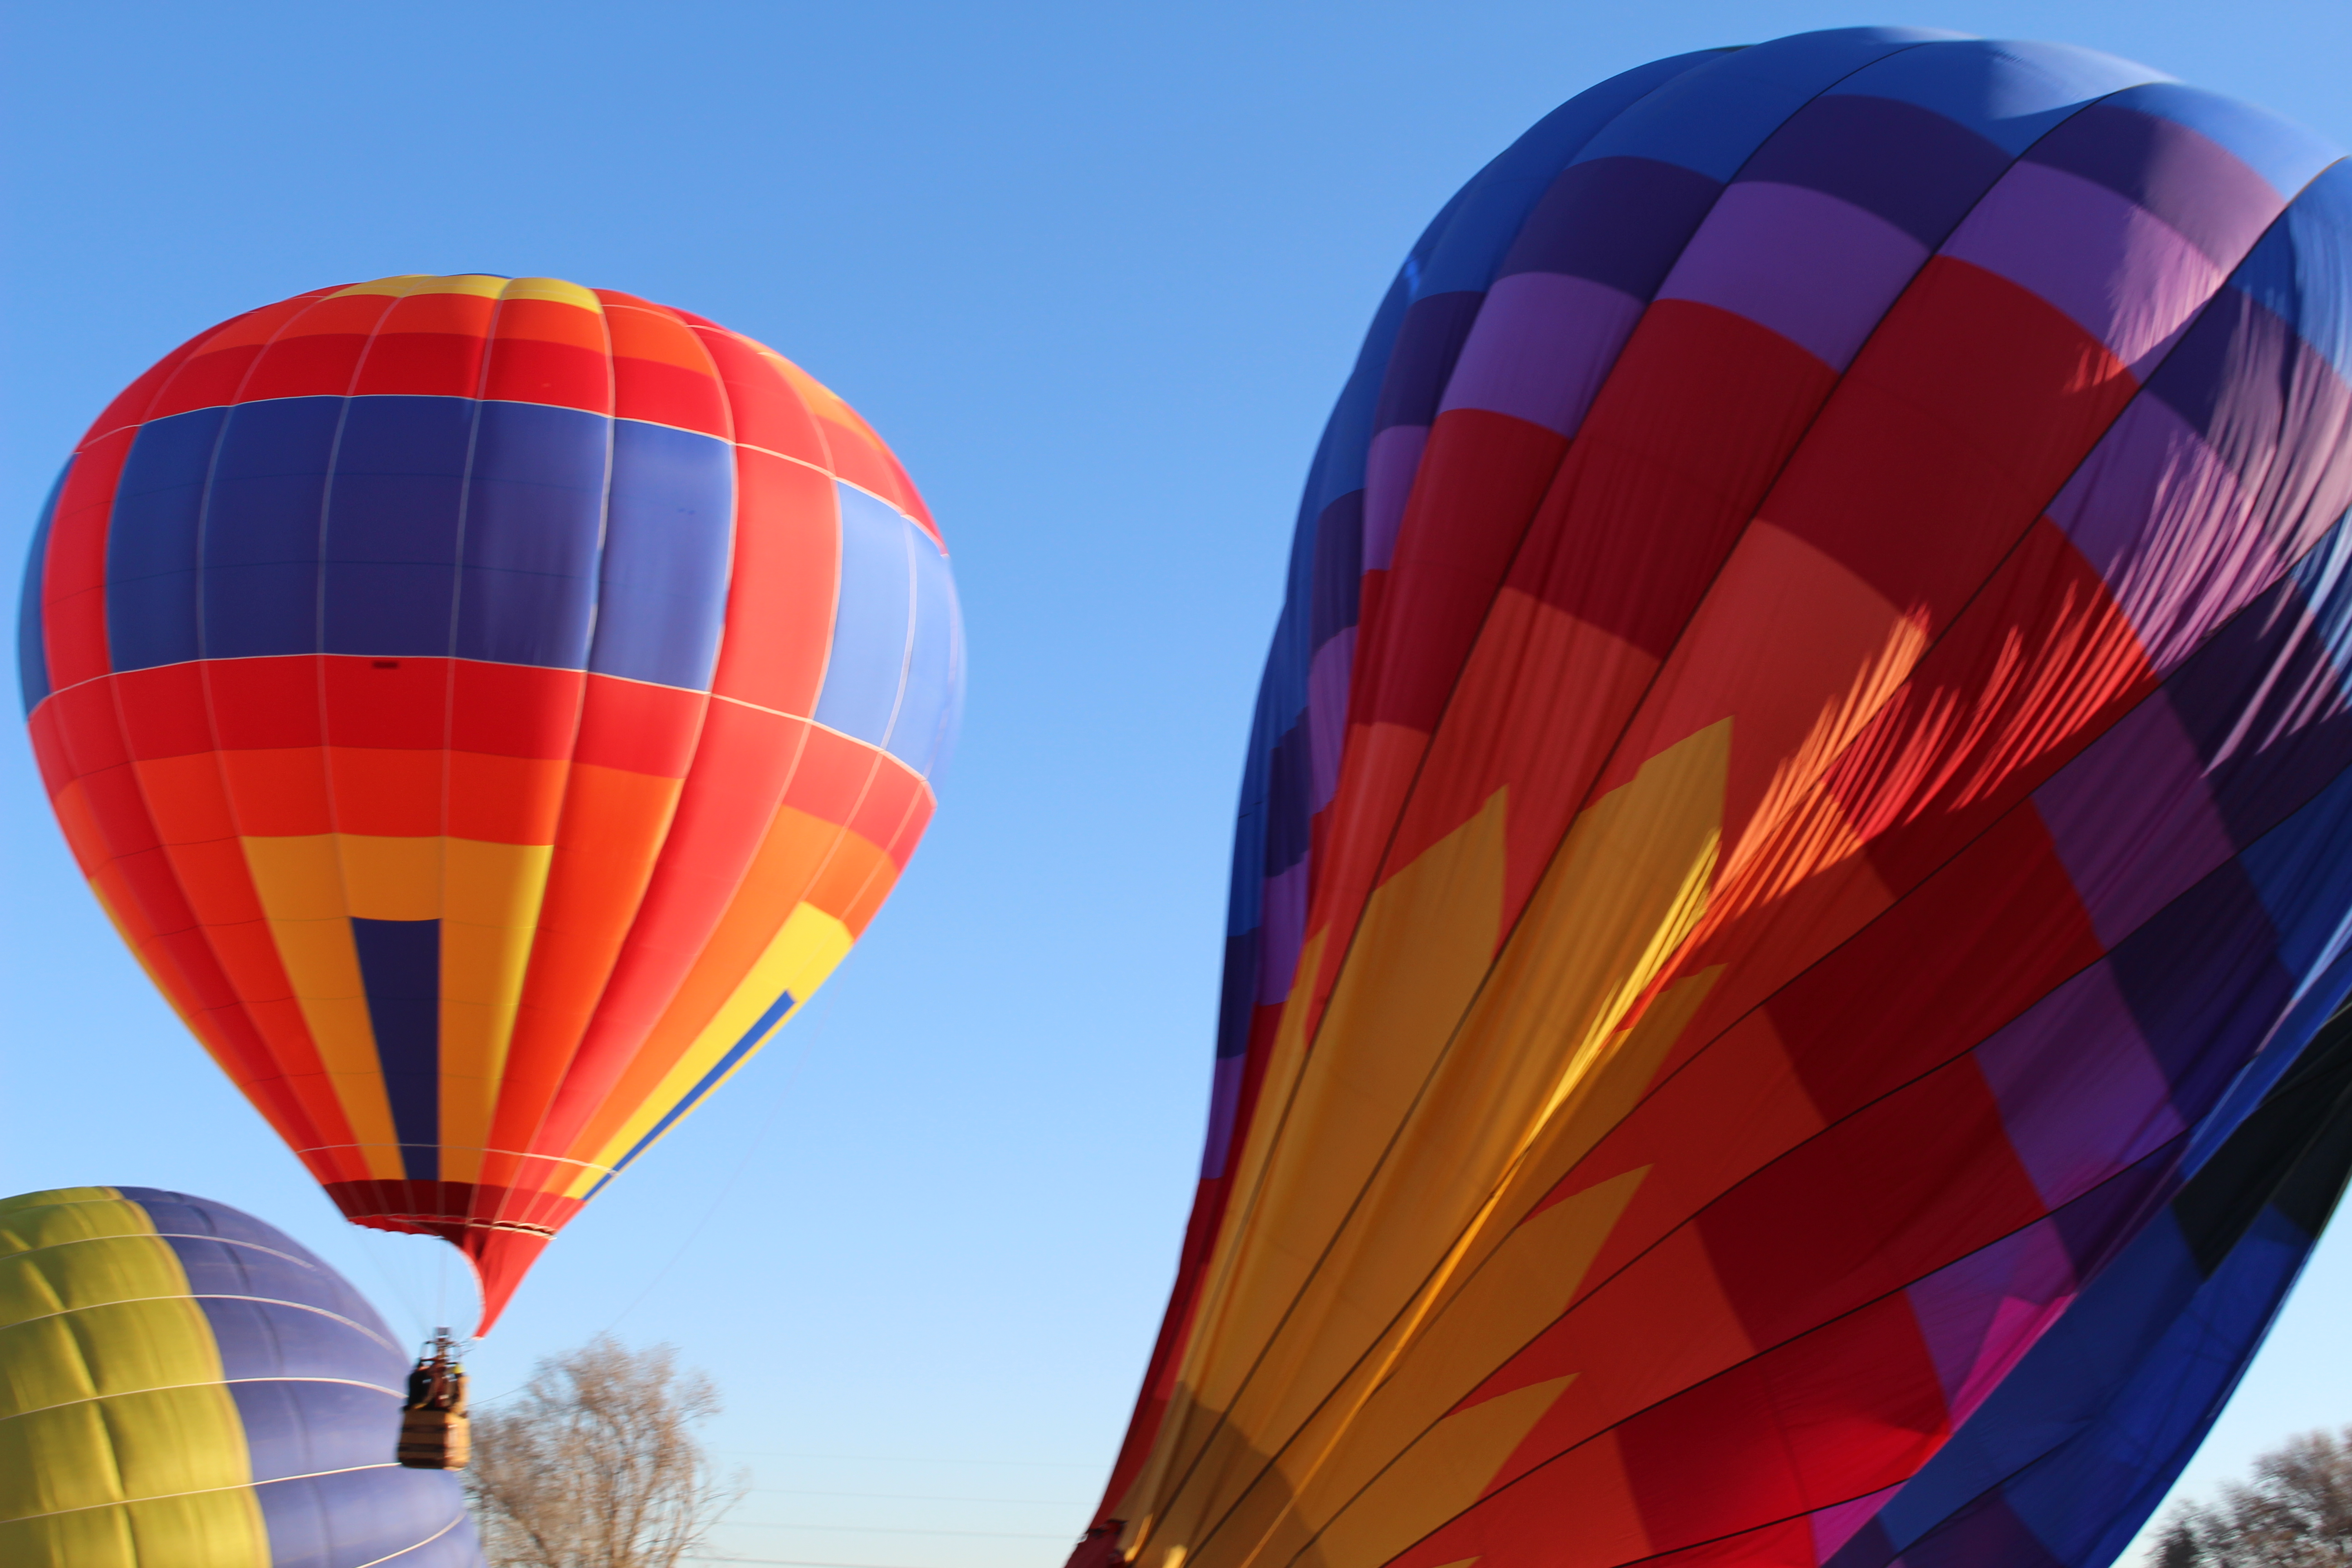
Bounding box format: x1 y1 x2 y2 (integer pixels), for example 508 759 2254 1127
715 1451 1099 1468
727 1522 1067 1539
744 1487 1084 1505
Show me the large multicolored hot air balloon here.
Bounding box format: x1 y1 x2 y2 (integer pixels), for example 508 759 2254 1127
1084 29 2352 1568
18 277 963 1331
0 1186 483 1566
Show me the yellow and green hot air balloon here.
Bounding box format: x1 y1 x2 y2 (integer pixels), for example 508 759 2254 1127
0 1186 482 1566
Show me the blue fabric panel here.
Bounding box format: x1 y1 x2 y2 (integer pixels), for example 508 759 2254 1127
2106 860 2293 1120
454 399 610 669
1738 94 2012 247
105 405 225 671
1302 276 1412 524
886 522 961 774
2165 578 2352 847
350 917 440 1180
320 396 472 659
2102 83 2344 201
2241 760 2352 981
197 1294 403 1389
587 418 733 691
200 397 340 661
813 482 912 747
1497 157 1723 294
1370 292 1486 431
17 459 64 712
1573 28 1961 181
1818 39 2165 156
230 1378 404 1479
253 1464 481 1568
2025 101 2290 267
161 1243 396 1355
1413 47 1727 298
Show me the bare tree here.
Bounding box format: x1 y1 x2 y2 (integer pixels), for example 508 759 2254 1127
2155 1427 2352 1568
463 1334 743 1568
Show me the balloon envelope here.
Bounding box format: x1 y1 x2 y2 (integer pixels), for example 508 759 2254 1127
1092 29 2352 1568
0 1186 483 1566
18 277 964 1330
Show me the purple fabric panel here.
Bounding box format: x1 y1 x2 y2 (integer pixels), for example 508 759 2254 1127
1738 93 2013 248
1657 182 1930 369
1905 1215 2078 1420
2168 575 2352 845
2105 858 2294 1117
1496 156 1724 295
1943 162 2227 364
1308 626 1353 809
2046 395 2278 674
1363 423 1428 573
1437 271 1645 434
2034 694 2235 946
1371 291 1486 433
1257 856 1308 1006
1974 964 2187 1207
2024 102 2287 268
2148 289 2352 568
1201 1049 1247 1178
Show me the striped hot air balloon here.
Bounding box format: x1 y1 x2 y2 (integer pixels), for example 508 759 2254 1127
19 277 963 1331
1087 29 2352 1568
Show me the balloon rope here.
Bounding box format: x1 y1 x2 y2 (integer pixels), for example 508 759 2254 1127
598 986 843 1334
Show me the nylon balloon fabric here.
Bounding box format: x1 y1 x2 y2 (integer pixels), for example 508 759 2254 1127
1089 29 2352 1568
17 277 964 1332
0 1186 483 1566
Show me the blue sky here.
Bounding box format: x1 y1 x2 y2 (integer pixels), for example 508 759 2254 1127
4 4 2349 1565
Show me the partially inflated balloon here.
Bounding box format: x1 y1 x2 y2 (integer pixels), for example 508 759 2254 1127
1088 30 2352 1568
19 277 963 1331
0 1187 483 1566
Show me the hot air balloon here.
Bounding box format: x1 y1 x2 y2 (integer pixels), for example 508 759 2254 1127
1084 29 2352 1568
0 1186 484 1566
18 277 963 1332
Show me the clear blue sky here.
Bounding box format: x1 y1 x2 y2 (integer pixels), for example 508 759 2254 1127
4 4 2348 1565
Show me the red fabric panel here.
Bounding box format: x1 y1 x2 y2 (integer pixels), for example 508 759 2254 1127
711 449 838 716
1390 1433 1650 1568
1618 1296 1949 1553
1765 808 2103 1119
206 657 326 750
80 301 281 435
451 660 586 759
112 662 213 760
572 673 705 776
692 325 831 466
1696 1062 2048 1346
1827 517 2155 890
321 656 448 750
41 423 137 690
349 289 494 398
480 300 611 414
781 721 881 829
538 700 804 1153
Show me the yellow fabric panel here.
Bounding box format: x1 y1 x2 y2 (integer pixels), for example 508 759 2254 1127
1113 798 1506 1554
567 901 855 1194
439 841 555 1186
1119 724 1728 1565
1308 1378 1574 1568
500 276 603 310
0 1190 266 1568
240 833 559 1184
330 274 506 299
239 837 403 1180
